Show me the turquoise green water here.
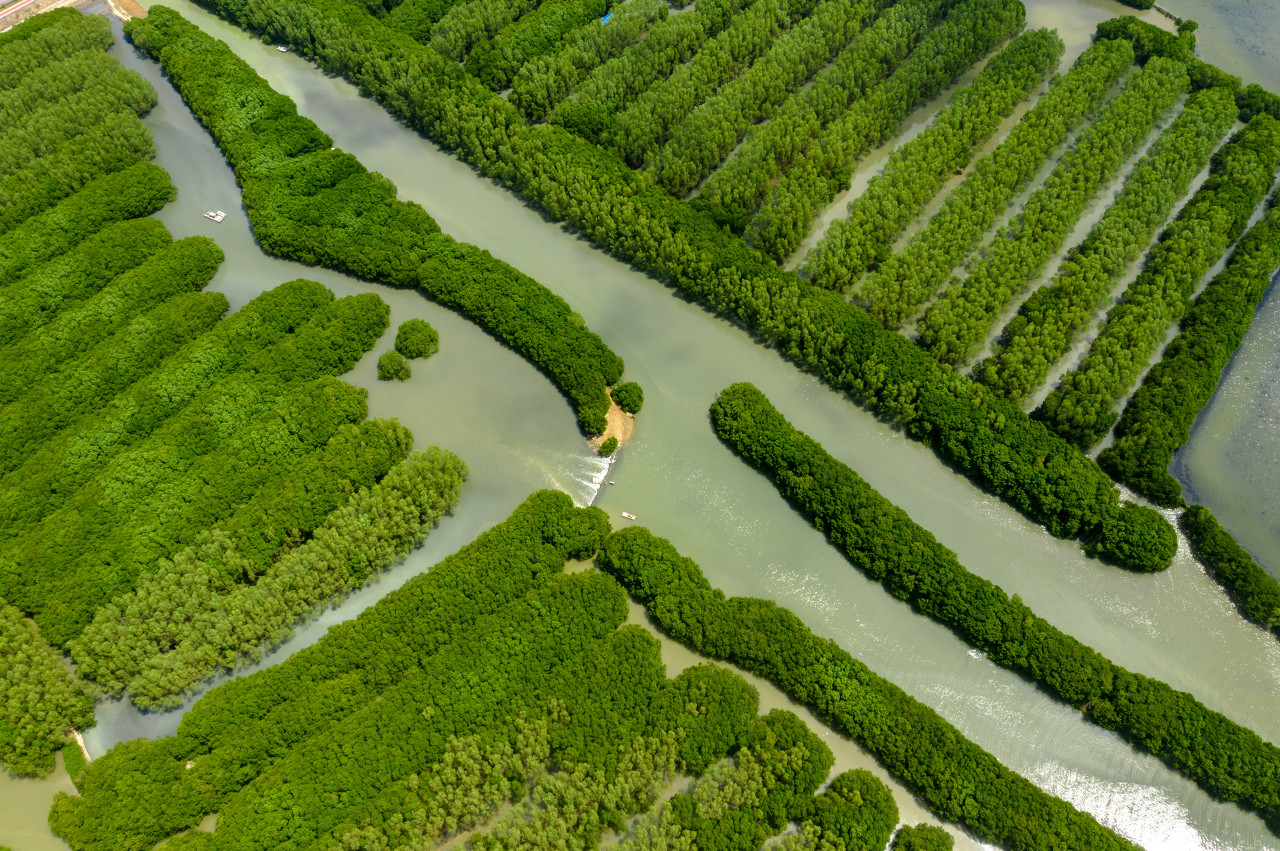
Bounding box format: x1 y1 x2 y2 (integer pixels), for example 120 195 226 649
7 3 1280 850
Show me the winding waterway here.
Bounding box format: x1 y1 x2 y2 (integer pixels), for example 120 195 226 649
5 2 1280 850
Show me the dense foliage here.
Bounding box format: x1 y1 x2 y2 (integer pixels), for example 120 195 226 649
0 236 224 406
395 316 439 359
1179 505 1280 640
0 279 335 540
599 526 1137 851
464 0 610 90
50 491 849 851
0 56 155 177
1099 194 1280 505
70 446 467 709
0 290 227 475
650 0 874 195
805 28 1063 291
0 161 175 285
1036 114 1280 448
610 0 792 168
380 0 461 42
975 86 1237 402
378 348 412 380
709 382 1280 828
892 824 955 851
0 598 93 776
858 38 1134 328
0 8 112 89
612 380 643 413
746 0 1026 263
0 217 171 356
917 56 1188 365
548 0 745 143
509 0 666 122
427 0 538 61
694 0 949 232
182 0 1170 569
128 7 627 434
0 112 155 235
0 283 392 646
0 43 159 233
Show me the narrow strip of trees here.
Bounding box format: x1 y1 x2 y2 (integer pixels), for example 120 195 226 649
745 0 1026 263
129 7 627 434
974 86 1237 402
1099 193 1280 504
709 382 1280 831
549 1 742 143
181 0 1173 568
804 28 1063 291
1035 114 1280 448
599 525 1140 851
858 38 1134 329
650 0 874 196
465 0 610 90
0 162 175 285
509 0 666 122
611 0 790 168
694 0 948 232
70 445 468 709
917 56 1188 365
1180 505 1280 641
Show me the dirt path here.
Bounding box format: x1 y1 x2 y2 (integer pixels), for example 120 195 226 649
587 396 636 453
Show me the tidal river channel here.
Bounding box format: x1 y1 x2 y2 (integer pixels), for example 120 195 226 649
5 1 1280 849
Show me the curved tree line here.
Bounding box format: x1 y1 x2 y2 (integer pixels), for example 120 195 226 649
1035 114 1280 448
1099 192 1280 505
917 55 1189 365
709 381 1280 831
857 37 1135 329
804 27 1064 292
694 0 952 233
128 7 627 435
974 85 1238 402
649 0 874 196
745 0 1026 263
1180 505 1280 642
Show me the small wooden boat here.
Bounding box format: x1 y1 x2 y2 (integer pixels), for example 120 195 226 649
276 45 288 52
621 511 636 520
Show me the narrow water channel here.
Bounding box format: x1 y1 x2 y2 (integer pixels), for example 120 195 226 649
7 3 1280 850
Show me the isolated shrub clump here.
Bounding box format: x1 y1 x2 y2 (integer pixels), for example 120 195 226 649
612 381 643 414
892 824 954 851
599 436 618 456
378 349 411 381
395 317 439 359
